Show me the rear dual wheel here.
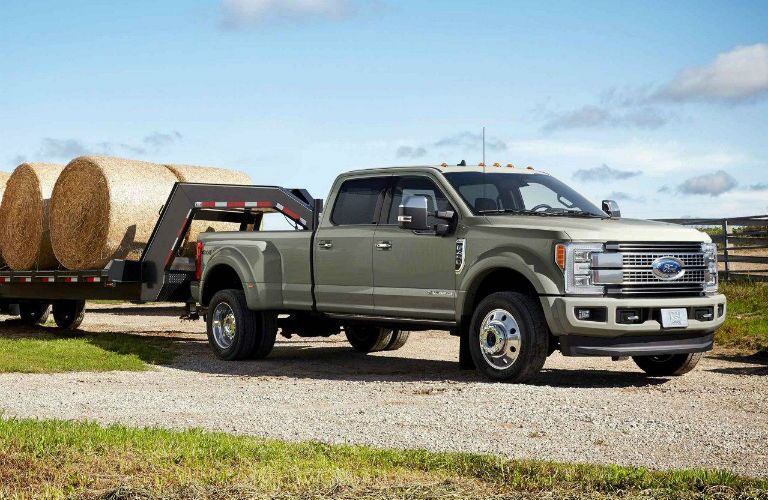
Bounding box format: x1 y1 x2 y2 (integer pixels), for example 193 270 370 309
345 326 410 353
207 289 277 360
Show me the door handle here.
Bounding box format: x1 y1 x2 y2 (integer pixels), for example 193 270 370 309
318 240 333 249
375 241 392 250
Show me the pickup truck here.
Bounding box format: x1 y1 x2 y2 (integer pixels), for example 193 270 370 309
193 163 726 382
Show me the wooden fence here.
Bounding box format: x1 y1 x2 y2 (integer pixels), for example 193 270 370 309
653 214 768 281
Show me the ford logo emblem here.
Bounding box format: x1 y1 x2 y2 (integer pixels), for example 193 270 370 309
651 256 685 280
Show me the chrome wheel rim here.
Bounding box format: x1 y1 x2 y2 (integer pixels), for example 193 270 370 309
479 308 521 370
211 303 237 349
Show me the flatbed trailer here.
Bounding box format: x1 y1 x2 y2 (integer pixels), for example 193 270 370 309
0 182 320 328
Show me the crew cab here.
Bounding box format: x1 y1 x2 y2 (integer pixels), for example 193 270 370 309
193 164 726 382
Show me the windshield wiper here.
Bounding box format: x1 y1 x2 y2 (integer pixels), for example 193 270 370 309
477 208 608 218
477 209 554 216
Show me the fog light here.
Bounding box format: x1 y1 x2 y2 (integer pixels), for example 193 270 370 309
718 304 725 317
574 307 607 322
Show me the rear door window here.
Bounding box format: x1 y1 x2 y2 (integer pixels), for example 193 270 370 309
331 177 389 225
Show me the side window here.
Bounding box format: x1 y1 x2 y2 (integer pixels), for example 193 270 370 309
331 177 389 225
387 176 452 226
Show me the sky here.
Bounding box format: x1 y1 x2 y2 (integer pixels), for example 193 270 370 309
1 0 766 219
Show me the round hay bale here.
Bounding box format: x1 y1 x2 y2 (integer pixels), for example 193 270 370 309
0 171 11 267
49 156 179 270
0 163 65 270
164 164 252 255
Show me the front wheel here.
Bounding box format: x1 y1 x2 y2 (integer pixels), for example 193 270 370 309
207 289 277 361
632 353 703 376
468 292 549 382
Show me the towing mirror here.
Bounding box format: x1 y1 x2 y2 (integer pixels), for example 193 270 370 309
602 199 621 218
398 196 430 231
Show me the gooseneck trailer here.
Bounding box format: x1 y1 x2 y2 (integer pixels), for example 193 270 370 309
0 182 320 328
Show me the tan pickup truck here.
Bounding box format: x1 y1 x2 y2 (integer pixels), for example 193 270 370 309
194 164 726 382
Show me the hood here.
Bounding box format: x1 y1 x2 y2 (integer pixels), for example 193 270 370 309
483 215 710 243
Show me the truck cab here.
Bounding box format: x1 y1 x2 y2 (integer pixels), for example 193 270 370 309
195 164 726 382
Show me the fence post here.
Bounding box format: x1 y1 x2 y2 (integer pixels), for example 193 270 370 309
721 218 730 280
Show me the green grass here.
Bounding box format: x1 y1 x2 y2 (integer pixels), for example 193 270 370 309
717 281 768 352
0 328 176 373
0 417 765 499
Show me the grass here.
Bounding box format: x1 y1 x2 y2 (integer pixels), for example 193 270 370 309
0 417 765 499
0 326 176 373
717 281 768 353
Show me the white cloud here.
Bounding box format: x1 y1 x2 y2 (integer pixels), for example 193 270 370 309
677 170 738 196
542 104 668 131
656 43 768 103
221 0 355 29
506 138 746 176
573 164 641 182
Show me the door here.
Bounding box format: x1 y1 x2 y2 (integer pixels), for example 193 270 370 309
313 176 389 314
373 175 458 321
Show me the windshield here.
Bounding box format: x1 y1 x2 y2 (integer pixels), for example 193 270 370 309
442 171 607 217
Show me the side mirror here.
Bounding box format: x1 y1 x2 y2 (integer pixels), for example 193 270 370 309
602 199 621 218
398 195 430 231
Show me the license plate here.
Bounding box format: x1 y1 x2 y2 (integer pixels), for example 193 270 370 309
661 308 688 328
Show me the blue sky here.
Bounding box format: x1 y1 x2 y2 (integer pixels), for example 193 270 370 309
1 0 766 218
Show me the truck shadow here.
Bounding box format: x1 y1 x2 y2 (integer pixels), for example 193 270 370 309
174 340 670 388
704 351 768 376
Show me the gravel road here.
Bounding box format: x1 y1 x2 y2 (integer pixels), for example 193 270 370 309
1 304 766 477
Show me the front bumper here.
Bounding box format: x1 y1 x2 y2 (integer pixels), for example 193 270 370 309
540 293 726 337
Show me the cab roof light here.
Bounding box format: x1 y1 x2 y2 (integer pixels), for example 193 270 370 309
506 163 515 168
440 162 448 167
478 162 485 167
526 166 534 170
555 243 566 270
492 162 501 167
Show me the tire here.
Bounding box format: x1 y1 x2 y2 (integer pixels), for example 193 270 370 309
19 302 51 326
632 353 703 376
206 289 276 361
52 300 86 330
345 326 393 353
468 292 549 382
385 330 410 351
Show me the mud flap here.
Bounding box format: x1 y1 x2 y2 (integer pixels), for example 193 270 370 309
459 322 476 370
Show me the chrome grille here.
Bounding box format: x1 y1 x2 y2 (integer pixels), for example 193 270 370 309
622 253 704 267
597 242 708 296
622 269 705 284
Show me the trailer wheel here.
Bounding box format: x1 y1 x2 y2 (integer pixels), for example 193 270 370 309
468 292 549 383
52 300 86 330
207 289 276 361
345 326 393 353
632 353 703 376
385 330 410 351
19 302 51 326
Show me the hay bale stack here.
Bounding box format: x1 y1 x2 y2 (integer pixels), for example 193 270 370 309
49 156 179 270
0 172 11 267
0 163 65 270
164 164 252 255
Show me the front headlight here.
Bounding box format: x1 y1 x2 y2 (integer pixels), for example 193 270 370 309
555 242 604 295
702 242 718 294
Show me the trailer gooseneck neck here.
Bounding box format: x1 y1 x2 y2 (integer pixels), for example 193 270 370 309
0 182 319 304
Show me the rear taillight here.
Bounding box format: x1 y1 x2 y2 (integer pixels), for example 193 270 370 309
195 241 203 280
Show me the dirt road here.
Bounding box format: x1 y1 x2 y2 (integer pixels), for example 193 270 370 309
1 304 766 477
